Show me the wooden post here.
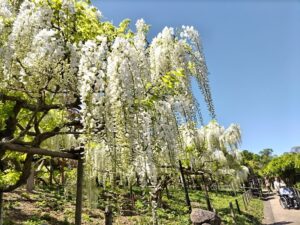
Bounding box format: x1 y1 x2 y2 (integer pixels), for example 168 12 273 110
213 207 218 215
0 192 3 225
49 158 53 185
259 188 263 199
242 194 247 211
129 183 134 208
231 183 236 196
209 174 213 191
60 158 66 185
178 160 191 212
129 183 133 198
244 191 249 204
201 174 212 211
75 157 84 225
165 184 170 199
205 195 212 212
229 202 236 224
235 199 241 214
105 205 113 225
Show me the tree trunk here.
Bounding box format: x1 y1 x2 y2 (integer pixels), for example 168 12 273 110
60 159 65 185
105 205 113 225
26 165 35 192
151 197 158 225
49 159 54 186
1 154 34 192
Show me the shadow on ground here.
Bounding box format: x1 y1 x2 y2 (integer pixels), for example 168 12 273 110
274 222 293 225
6 208 71 225
217 207 262 225
262 192 276 201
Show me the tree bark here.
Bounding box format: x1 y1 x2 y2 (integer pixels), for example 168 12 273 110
26 164 35 192
0 154 33 192
49 159 54 186
0 143 78 159
60 159 66 185
105 205 113 225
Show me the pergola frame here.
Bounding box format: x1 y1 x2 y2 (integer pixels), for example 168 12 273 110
0 144 85 225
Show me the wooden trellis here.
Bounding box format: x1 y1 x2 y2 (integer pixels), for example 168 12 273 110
0 144 85 225
178 160 213 212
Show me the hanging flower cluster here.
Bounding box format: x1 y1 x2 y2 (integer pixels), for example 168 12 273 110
0 0 12 32
179 121 248 184
77 17 216 185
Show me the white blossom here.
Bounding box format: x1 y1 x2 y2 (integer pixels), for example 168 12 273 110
1 0 218 189
0 0 12 18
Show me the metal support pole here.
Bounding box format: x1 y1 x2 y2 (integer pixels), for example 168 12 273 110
75 157 84 225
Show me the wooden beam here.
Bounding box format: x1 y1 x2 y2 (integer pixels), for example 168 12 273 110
0 143 85 224
0 143 78 159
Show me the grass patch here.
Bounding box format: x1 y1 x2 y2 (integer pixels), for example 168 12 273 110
3 186 263 224
157 188 263 225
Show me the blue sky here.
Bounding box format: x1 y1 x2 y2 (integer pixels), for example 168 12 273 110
92 0 300 156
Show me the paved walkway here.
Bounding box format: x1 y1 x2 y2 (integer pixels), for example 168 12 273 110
263 192 300 225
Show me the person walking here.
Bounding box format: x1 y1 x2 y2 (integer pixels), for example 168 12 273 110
279 179 286 188
274 177 280 194
265 177 272 193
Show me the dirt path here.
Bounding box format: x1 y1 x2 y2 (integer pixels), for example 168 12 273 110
263 192 300 225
